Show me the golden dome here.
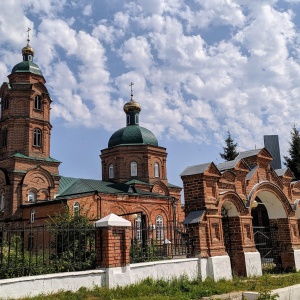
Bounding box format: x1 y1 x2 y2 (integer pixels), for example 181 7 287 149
123 98 141 113
22 43 34 56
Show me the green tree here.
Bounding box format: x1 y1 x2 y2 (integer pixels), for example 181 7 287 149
284 124 300 179
48 204 96 272
220 130 239 161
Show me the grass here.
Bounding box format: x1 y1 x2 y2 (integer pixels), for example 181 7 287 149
7 272 300 300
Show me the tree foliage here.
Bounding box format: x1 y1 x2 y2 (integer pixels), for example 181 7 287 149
220 130 239 161
47 204 96 272
284 124 300 180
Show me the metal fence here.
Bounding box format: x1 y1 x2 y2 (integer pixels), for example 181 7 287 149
253 226 282 272
0 224 96 279
130 223 188 263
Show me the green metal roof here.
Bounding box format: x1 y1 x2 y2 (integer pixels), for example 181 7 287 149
125 179 149 185
11 61 43 76
57 176 168 199
167 183 182 189
108 125 158 148
9 153 60 163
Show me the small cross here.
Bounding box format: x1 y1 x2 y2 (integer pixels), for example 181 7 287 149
26 28 31 43
129 82 134 97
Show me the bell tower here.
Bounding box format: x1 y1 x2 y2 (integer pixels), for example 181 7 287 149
0 30 60 221
0 28 51 159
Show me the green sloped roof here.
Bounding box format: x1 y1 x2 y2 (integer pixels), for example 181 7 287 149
125 179 149 185
108 125 158 148
8 153 60 163
11 61 43 76
167 183 182 189
57 176 168 199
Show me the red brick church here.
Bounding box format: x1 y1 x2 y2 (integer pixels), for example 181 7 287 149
0 37 183 230
2 36 300 277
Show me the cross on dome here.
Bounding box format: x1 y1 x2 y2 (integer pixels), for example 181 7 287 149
22 27 34 57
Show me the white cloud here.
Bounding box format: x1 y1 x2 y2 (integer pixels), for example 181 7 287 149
119 36 153 73
83 4 92 16
2 0 300 163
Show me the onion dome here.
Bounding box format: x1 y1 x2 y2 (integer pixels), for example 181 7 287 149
22 43 34 57
108 125 158 147
108 83 158 148
11 28 43 77
123 98 141 113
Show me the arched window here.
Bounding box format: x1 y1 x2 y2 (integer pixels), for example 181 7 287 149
3 96 9 110
33 128 42 147
154 163 159 178
131 161 137 176
34 95 42 110
28 191 36 202
109 164 114 179
1 129 7 147
135 216 142 241
73 202 80 216
156 215 164 240
0 194 4 212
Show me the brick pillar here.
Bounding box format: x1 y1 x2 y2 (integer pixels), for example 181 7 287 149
270 218 300 271
226 216 260 276
94 213 131 268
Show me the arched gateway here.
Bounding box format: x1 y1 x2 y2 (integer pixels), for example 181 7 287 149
181 148 300 278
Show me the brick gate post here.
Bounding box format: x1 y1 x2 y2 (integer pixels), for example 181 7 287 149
94 213 131 268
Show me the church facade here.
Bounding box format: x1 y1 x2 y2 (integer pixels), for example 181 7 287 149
0 39 183 232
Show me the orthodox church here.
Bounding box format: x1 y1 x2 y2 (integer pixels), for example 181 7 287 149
0 36 183 228
3 34 300 276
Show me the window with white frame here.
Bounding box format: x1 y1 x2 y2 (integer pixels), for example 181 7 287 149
109 164 114 179
135 216 142 241
156 215 164 240
154 162 159 178
73 202 80 216
28 191 36 202
131 161 137 176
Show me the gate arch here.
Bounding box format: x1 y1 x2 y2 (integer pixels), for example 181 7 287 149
249 182 296 271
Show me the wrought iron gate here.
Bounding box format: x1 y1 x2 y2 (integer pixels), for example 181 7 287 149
253 226 282 271
221 207 232 256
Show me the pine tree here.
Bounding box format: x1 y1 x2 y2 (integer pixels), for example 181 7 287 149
220 130 239 161
283 124 300 180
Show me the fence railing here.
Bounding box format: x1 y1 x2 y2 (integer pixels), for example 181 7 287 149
0 224 96 279
0 222 190 279
130 223 188 263
253 226 282 272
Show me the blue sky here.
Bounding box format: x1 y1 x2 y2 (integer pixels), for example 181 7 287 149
1 0 300 187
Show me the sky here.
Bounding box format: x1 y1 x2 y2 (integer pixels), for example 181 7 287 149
1 0 300 187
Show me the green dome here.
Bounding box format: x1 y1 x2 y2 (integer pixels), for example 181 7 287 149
11 61 43 76
108 125 158 148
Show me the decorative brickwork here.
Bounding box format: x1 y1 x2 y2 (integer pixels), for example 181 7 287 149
182 148 300 275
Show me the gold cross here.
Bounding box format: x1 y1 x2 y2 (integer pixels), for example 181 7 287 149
26 27 31 43
129 82 134 97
